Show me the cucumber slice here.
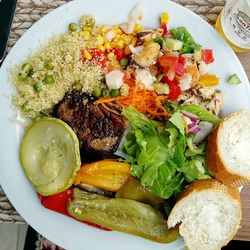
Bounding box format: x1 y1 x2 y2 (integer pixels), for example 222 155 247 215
227 74 241 84
20 118 81 196
165 38 183 50
153 83 169 94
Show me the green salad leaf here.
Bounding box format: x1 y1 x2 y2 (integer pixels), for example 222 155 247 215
181 104 221 125
169 111 185 135
170 26 200 54
122 106 210 199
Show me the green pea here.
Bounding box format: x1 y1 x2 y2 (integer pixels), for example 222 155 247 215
69 22 78 32
22 63 32 72
73 82 82 91
39 108 52 117
18 63 33 80
18 71 28 81
44 61 53 70
120 58 128 68
33 82 42 92
102 88 110 97
92 86 102 97
85 17 95 28
21 101 29 112
111 89 120 97
44 75 55 84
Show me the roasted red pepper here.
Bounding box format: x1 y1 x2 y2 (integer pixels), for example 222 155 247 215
38 190 111 231
39 189 73 216
201 49 214 64
162 76 182 101
161 23 168 36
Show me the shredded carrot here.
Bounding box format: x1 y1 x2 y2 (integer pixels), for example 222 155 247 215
124 78 136 87
116 82 169 120
94 97 115 104
108 64 114 72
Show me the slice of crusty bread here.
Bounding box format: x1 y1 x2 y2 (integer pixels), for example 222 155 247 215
206 110 250 187
167 179 242 250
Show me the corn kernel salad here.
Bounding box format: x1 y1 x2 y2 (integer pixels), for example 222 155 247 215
12 2 221 120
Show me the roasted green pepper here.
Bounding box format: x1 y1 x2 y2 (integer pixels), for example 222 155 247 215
116 177 163 208
68 189 179 243
73 187 108 200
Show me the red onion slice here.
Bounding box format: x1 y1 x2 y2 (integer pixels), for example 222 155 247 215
188 124 202 135
193 121 214 144
181 111 199 123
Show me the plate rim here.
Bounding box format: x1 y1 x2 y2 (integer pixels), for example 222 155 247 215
0 0 249 249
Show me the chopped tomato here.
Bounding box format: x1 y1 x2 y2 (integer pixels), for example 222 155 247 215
162 76 182 101
88 48 107 67
175 56 186 77
158 55 186 80
158 55 178 80
201 49 214 64
111 48 126 61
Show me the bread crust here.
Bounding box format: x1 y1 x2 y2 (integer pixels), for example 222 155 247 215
175 179 241 204
206 111 250 187
168 179 242 250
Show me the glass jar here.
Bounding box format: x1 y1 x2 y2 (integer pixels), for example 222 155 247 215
215 0 250 53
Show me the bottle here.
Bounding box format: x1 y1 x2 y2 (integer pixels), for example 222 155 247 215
215 0 250 53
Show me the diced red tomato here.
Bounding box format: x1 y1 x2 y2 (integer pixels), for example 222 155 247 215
111 48 126 61
201 49 214 64
162 76 182 101
175 56 186 77
88 48 107 67
158 55 178 80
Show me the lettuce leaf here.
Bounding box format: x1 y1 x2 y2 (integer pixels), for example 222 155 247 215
170 26 199 54
169 111 185 135
181 104 221 125
122 106 210 200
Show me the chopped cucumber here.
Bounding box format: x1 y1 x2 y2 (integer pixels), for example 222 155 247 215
194 49 202 62
227 74 241 84
20 118 81 196
165 38 183 51
154 37 165 48
153 83 169 94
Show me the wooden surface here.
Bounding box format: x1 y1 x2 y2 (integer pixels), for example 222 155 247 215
234 53 250 241
0 0 250 243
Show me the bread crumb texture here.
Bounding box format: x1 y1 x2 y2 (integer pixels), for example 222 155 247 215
168 180 241 250
218 111 250 178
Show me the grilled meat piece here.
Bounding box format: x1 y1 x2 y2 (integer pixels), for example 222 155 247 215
54 91 127 160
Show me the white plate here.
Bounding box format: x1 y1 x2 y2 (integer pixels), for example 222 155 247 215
0 0 250 249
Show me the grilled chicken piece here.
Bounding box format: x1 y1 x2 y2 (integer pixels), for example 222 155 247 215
54 91 127 160
136 28 163 41
133 43 160 68
180 87 224 116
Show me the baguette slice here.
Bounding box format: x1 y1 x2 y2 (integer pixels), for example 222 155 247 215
206 110 250 187
168 179 241 250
